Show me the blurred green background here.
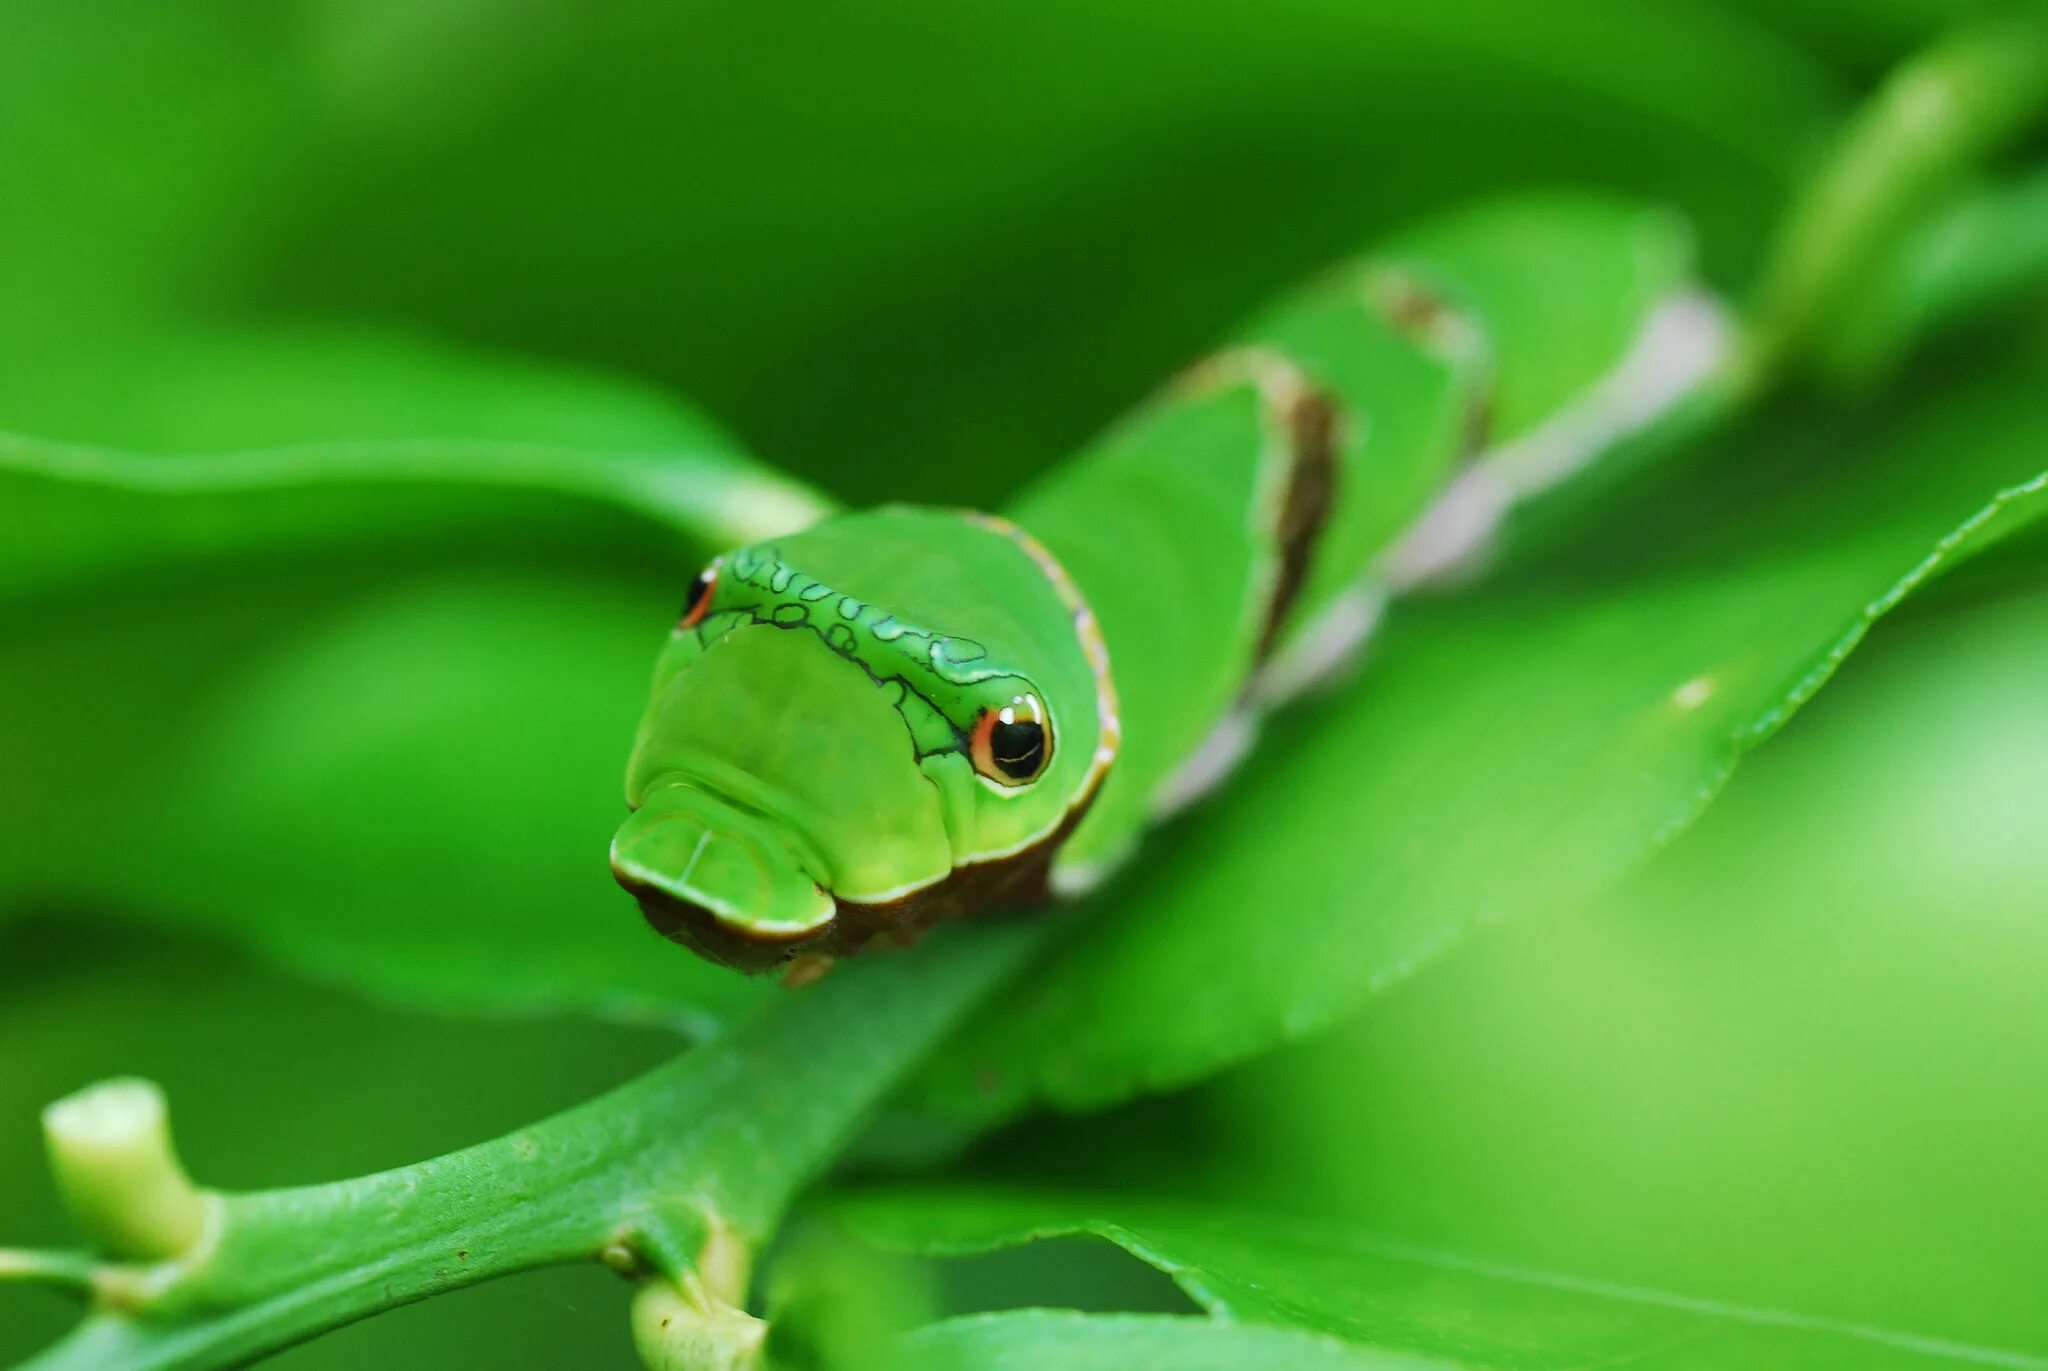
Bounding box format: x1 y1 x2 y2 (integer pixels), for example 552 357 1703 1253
4 1 2046 1366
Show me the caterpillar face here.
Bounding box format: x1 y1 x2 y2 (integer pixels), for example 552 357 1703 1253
611 508 1115 972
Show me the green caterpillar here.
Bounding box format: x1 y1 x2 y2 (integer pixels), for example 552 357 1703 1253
612 192 1731 974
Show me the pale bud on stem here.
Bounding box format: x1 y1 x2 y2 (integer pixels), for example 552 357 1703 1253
42 1077 210 1262
631 1275 767 1371
630 1215 765 1371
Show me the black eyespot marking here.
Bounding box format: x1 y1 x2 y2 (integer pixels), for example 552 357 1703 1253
991 720 1045 776
970 694 1052 786
680 563 719 629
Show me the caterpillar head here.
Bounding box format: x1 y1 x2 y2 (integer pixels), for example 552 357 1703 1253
611 508 1115 973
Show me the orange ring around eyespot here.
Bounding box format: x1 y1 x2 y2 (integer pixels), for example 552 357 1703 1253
969 693 1051 786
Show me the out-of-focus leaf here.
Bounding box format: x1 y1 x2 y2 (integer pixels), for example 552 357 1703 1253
1821 167 2048 376
0 1 1840 509
0 327 831 600
0 5 311 346
1154 577 2048 1353
838 1187 2048 1370
761 1222 942 1371
898 1311 1445 1371
0 562 769 1030
0 326 735 455
0 431 823 605
913 343 2048 1121
1718 0 1980 78
0 330 828 1029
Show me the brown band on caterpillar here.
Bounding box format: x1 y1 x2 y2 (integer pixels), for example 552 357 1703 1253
1171 347 1347 669
1364 265 1494 455
632 774 1105 977
1255 381 1340 663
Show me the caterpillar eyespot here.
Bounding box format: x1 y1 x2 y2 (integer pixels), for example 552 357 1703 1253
970 694 1051 785
679 564 719 629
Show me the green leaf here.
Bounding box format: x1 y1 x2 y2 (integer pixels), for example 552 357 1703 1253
913 344 2048 1120
858 539 2048 1362
1160 571 2048 1350
0 329 829 1030
838 1188 2048 1370
0 327 739 457
0 327 832 602
1822 166 2048 376
759 1222 941 1371
898 1311 1444 1371
0 563 765 1030
0 2 1840 510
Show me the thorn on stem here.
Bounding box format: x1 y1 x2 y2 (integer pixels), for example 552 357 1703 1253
601 1240 646 1278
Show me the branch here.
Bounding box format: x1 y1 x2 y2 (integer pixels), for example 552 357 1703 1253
3 923 1044 1371
1747 9 2048 381
0 1250 99 1298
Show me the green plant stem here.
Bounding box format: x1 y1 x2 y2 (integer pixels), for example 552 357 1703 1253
1748 9 2048 381
0 1250 100 1297
13 923 1045 1371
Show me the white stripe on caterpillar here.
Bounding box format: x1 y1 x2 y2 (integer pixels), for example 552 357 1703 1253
1384 288 1731 590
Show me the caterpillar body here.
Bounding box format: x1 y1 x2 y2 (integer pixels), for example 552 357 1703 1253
612 193 1731 973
